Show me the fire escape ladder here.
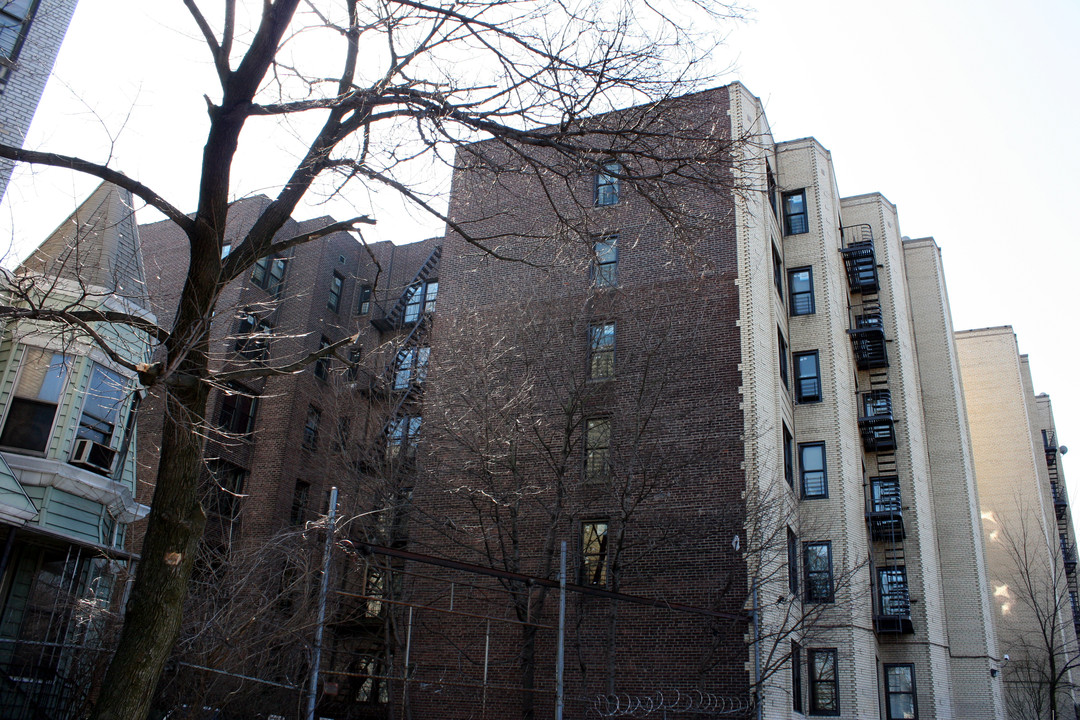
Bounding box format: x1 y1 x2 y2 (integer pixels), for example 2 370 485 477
372 245 441 331
848 300 889 369
840 224 879 294
858 389 896 453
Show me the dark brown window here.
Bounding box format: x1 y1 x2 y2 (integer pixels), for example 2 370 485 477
808 648 839 714
581 519 609 585
328 272 344 312
588 322 615 380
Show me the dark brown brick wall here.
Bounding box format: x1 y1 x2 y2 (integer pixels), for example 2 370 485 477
404 85 749 719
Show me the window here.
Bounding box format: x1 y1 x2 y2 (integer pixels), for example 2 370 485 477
592 234 618 287
347 347 363 381
76 364 127 448
1 0 38 83
328 272 344 312
357 284 372 315
394 346 431 390
588 322 615 380
787 528 799 595
236 312 271 360
808 648 839 715
783 425 794 488
303 407 321 449
595 159 621 206
251 254 287 297
332 417 352 453
788 267 815 315
403 280 438 323
773 245 784 300
356 656 389 704
799 442 827 498
0 348 71 452
778 328 789 389
387 415 421 462
221 242 232 258
766 165 778 218
878 567 909 617
793 351 821 403
581 519 609 585
207 460 246 519
792 642 803 713
804 542 833 603
585 418 611 484
290 480 311 525
884 664 916 719
314 337 331 381
783 190 809 235
218 384 258 435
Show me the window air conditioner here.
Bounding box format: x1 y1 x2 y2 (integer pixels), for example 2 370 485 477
70 438 116 475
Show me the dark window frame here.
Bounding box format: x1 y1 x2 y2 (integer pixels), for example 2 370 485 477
314 337 331 381
303 406 321 449
783 424 794 488
290 480 311 525
581 519 609 585
793 351 821 403
218 384 259 435
0 348 72 453
787 528 799 595
584 417 612 484
387 415 422 462
804 541 834 603
883 663 917 720
0 0 40 84
588 322 616 380
788 267 815 316
251 254 288 297
206 459 247 519
394 346 431 390
766 165 778 219
328 272 344 312
773 244 785 301
591 234 618 288
235 313 272 360
357 284 373 315
595 159 621 206
783 190 809 235
792 642 803 713
778 328 789 389
403 280 438 323
799 442 828 499
808 648 839 715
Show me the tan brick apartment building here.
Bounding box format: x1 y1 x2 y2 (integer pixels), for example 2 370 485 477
956 327 1080 718
124 81 1077 720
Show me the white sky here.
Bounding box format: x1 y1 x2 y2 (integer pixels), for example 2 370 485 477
2 0 1077 506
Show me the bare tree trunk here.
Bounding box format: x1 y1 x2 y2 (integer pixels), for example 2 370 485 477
90 376 209 720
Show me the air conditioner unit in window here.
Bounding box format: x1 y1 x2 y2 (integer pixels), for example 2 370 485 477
70 438 116 475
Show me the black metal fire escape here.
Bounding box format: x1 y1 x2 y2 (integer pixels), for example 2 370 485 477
1045 430 1080 635
370 244 441 473
842 224 912 635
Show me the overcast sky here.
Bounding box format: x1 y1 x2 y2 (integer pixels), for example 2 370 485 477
2 0 1077 503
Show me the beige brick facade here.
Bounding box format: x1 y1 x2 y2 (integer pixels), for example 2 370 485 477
956 327 1079 719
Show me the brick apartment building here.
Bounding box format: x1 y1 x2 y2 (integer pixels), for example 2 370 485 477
118 81 1075 720
398 82 1012 719
956 327 1080 718
136 198 442 715
0 0 79 201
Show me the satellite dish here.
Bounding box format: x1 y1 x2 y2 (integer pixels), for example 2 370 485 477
1061 445 1069 455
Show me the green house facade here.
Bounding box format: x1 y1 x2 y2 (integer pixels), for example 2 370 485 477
0 183 153 718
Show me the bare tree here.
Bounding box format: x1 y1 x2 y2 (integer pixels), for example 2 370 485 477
995 507 1080 720
0 2 753 718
